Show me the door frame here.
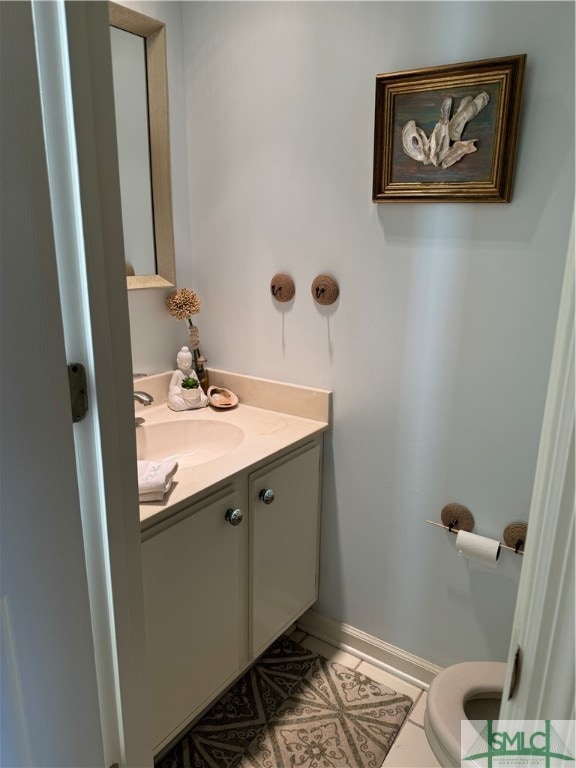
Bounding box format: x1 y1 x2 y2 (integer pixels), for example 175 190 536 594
500 217 575 720
61 3 152 764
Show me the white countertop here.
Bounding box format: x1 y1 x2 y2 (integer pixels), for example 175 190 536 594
136 371 330 530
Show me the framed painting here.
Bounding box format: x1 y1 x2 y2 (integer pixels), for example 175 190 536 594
372 54 526 203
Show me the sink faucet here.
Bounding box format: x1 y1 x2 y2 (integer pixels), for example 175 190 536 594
134 391 154 406
134 391 153 426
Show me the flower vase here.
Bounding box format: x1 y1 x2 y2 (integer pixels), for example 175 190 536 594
188 322 209 393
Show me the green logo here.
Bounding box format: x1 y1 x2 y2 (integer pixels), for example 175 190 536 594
463 721 575 767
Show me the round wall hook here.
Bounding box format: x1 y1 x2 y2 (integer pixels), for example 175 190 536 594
311 274 339 305
270 273 295 303
440 503 475 533
503 522 528 553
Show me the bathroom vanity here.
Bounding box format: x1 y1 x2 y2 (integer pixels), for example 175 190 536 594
136 370 330 754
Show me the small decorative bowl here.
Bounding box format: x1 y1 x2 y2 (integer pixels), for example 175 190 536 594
207 386 238 409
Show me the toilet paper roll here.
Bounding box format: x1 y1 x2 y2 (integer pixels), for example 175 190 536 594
455 529 501 566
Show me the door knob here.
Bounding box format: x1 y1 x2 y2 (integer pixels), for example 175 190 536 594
259 489 275 505
225 508 243 526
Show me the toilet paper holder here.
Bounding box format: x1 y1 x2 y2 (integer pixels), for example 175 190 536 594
426 504 527 556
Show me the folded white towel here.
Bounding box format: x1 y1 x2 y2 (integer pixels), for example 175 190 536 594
137 459 178 502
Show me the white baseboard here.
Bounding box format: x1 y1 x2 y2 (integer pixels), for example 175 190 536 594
297 609 442 691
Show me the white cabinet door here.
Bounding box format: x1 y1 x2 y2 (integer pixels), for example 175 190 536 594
141 486 248 752
250 443 321 656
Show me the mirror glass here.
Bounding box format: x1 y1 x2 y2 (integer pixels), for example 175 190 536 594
109 2 175 289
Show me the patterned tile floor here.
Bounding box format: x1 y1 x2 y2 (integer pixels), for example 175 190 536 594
290 629 441 768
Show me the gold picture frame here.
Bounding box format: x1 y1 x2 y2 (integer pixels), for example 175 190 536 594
372 54 526 203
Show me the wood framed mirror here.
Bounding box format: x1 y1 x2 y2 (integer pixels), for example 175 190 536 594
109 2 175 289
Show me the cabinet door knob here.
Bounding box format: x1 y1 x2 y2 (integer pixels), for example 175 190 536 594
225 508 243 526
259 488 275 505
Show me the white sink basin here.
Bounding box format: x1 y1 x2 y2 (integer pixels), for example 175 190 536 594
136 419 244 467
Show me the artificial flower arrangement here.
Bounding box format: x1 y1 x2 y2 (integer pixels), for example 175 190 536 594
166 287 201 323
166 287 208 391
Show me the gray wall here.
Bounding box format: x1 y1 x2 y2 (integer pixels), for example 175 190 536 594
137 2 574 667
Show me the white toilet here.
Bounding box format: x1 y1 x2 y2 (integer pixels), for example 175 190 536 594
424 661 506 767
